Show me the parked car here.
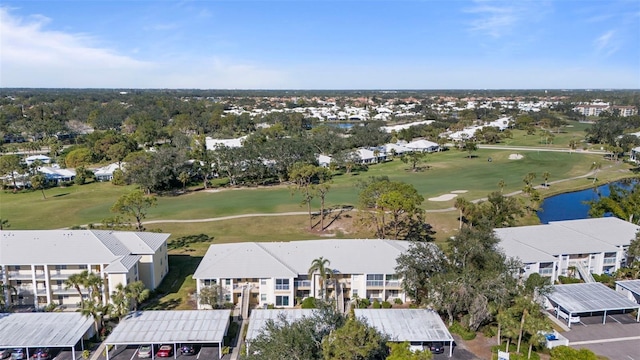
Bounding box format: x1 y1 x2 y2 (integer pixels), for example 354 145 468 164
137 346 152 359
179 345 196 356
11 350 25 360
427 342 445 354
408 342 424 352
156 346 172 358
31 349 50 360
1 350 11 359
555 309 580 323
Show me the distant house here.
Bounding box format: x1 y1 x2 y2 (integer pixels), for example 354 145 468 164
25 155 51 166
205 135 248 150
318 154 333 168
405 139 440 153
631 146 640 164
38 166 76 184
355 148 386 164
382 143 412 156
94 163 122 181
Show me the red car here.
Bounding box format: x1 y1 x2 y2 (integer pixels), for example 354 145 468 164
156 346 172 358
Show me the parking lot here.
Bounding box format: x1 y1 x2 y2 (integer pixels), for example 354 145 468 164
98 345 221 360
562 313 640 360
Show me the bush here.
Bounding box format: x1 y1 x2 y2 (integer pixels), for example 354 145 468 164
358 298 371 308
393 298 403 305
557 276 583 284
300 297 317 309
222 346 230 355
449 322 476 340
381 301 392 309
550 346 598 360
372 299 382 309
482 325 497 338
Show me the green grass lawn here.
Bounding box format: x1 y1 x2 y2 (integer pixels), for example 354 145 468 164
2 148 633 230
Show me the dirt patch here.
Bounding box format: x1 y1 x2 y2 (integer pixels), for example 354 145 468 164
462 333 496 359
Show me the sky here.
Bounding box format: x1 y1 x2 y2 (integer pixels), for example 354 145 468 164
1 0 639 89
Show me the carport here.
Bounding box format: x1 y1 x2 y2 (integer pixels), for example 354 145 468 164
615 279 640 304
355 309 455 357
546 283 640 328
0 312 94 360
104 310 231 360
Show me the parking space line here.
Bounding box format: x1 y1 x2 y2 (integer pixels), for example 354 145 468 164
607 315 622 324
196 349 202 360
130 350 138 360
571 335 640 345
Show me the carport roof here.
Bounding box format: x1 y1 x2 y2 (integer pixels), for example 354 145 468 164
105 310 231 345
0 312 93 348
245 309 315 342
355 309 454 342
616 279 640 296
547 283 640 314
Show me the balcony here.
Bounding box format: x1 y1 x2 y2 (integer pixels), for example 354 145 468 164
294 280 311 288
274 285 290 291
385 280 401 288
603 258 616 265
366 281 384 287
7 272 44 280
49 272 72 280
539 268 553 276
51 288 83 295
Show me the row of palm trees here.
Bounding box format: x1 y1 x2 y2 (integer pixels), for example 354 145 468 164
64 270 150 334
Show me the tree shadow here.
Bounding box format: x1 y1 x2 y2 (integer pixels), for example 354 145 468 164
52 192 70 197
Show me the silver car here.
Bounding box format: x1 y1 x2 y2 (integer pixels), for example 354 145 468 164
1 350 11 359
137 346 152 359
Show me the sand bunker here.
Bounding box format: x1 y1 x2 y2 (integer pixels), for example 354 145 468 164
450 190 468 194
509 153 524 160
428 194 458 201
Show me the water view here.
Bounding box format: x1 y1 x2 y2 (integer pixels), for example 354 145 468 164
538 180 638 224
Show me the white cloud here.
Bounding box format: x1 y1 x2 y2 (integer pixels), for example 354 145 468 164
464 0 550 39
0 7 288 88
594 30 619 57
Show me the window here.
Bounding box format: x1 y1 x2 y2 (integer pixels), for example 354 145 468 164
275 279 290 290
352 289 358 297
261 279 267 285
78 265 88 270
55 265 67 270
261 294 267 301
225 279 231 285
366 274 384 287
276 295 289 306
204 279 216 286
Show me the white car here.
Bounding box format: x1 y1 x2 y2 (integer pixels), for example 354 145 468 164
555 309 580 323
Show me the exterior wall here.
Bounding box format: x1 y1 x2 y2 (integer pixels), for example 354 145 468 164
616 285 640 304
137 246 168 291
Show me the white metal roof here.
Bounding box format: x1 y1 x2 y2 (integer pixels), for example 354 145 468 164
550 217 640 247
193 239 411 280
0 231 169 270
547 283 640 314
616 280 640 296
105 310 231 345
0 312 94 348
495 218 637 263
245 309 315 342
355 309 454 342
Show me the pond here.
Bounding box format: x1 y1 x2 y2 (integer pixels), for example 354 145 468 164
537 179 637 224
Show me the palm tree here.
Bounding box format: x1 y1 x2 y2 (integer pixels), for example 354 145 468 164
590 161 602 184
85 272 104 303
0 282 17 311
0 218 9 230
110 283 129 320
308 257 332 300
542 172 550 188
498 179 506 194
65 271 89 308
454 197 470 230
125 281 150 311
80 299 110 334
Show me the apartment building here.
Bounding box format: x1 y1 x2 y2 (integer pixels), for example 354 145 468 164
495 218 639 282
193 239 410 309
0 230 170 310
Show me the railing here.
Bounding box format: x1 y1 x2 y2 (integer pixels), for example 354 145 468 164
385 281 401 288
366 280 384 287
575 262 595 283
275 284 290 290
539 268 553 276
603 258 616 265
294 280 311 287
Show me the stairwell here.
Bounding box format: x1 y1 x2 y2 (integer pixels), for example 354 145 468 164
575 262 595 283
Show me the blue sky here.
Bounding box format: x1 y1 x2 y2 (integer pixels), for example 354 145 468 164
1 0 639 89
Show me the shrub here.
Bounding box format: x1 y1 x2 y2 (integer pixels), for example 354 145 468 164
358 298 371 308
301 297 317 309
381 301 392 309
81 350 90 360
222 346 230 355
557 276 583 284
482 325 497 338
372 299 381 309
393 298 403 305
449 322 476 340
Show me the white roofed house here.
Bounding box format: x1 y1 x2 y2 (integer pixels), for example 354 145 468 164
495 218 640 283
631 146 640 164
405 139 440 153
38 166 76 184
25 155 51 166
317 154 333 168
193 239 411 311
93 163 123 181
205 135 247 150
0 230 170 310
355 148 386 164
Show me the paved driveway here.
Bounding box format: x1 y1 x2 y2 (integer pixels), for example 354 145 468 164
561 313 640 359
